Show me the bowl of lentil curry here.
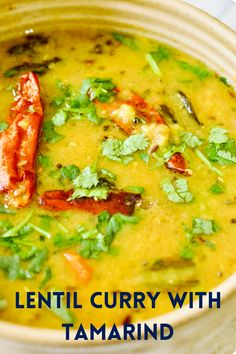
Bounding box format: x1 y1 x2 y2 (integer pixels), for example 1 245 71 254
0 0 235 353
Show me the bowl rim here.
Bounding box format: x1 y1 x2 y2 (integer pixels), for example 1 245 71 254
0 0 236 346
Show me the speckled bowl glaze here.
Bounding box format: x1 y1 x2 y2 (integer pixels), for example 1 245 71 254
0 1 235 354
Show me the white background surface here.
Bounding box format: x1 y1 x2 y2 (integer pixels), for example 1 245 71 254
184 0 236 30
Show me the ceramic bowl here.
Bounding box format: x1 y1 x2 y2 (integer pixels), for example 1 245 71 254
0 1 235 353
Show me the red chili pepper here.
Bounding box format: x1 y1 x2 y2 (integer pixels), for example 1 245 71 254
0 72 43 207
39 190 141 215
96 91 165 135
126 93 165 125
166 152 192 176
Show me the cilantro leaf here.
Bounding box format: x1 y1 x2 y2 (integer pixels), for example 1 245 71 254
176 60 211 80
60 165 80 180
150 46 171 62
0 255 30 280
180 217 220 260
192 218 220 235
0 122 8 132
99 168 116 181
39 266 52 289
70 186 109 200
0 205 16 215
80 78 116 103
209 127 229 144
106 213 139 239
139 151 149 163
145 53 161 76
52 110 68 126
102 134 149 163
1 212 32 238
206 137 236 166
209 181 225 194
219 77 231 87
161 178 194 203
50 80 102 127
38 155 51 169
102 139 123 161
217 148 236 165
195 149 223 176
68 166 116 201
180 244 195 260
112 33 139 50
78 212 139 259
28 249 48 273
49 291 75 323
126 186 145 194
73 166 99 189
121 134 149 155
181 131 203 148
43 121 63 143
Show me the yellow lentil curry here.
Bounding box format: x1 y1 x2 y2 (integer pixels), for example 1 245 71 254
0 28 235 329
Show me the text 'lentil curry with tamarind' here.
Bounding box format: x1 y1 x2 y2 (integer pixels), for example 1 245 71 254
0 28 235 328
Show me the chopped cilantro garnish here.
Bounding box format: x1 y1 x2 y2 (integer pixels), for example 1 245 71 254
52 212 139 259
209 181 225 194
145 53 162 76
0 205 16 215
176 60 212 80
150 46 171 62
180 244 195 260
73 166 99 189
0 250 47 280
28 223 51 239
43 121 63 143
180 131 203 148
99 168 116 181
192 218 220 235
126 186 145 194
161 178 194 203
80 78 116 103
38 155 51 169
139 151 149 163
195 149 223 176
50 78 111 128
102 133 149 163
0 121 8 132
52 110 68 126
70 186 109 200
49 291 75 323
219 77 231 87
79 211 139 259
209 127 229 144
206 127 236 166
67 166 116 201
180 217 220 260
39 267 52 289
28 249 48 273
161 143 186 163
1 212 32 238
112 33 139 50
60 164 80 181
